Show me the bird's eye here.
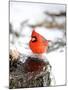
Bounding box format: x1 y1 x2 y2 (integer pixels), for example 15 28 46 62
31 36 37 42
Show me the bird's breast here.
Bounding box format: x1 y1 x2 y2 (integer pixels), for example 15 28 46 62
29 41 46 54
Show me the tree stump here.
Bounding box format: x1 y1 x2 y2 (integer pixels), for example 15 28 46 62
9 54 51 89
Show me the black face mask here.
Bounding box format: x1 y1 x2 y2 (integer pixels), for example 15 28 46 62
31 36 37 42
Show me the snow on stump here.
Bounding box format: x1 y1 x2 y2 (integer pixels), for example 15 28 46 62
9 53 51 89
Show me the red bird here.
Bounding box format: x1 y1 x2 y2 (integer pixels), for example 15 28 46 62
24 29 49 72
29 30 48 54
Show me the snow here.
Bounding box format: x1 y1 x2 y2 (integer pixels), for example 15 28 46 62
11 26 66 86
55 16 66 24
10 2 66 31
21 26 32 37
10 2 66 86
14 37 32 56
46 47 65 85
35 27 64 42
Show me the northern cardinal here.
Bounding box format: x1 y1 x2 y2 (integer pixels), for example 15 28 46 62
29 29 48 54
25 29 49 72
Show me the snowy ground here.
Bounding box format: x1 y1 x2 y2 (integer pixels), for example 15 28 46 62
10 2 66 86
46 47 66 85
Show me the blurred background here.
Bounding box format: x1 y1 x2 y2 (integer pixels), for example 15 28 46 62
9 2 66 86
